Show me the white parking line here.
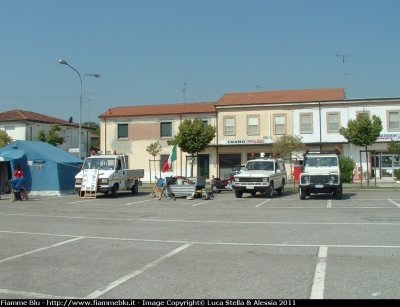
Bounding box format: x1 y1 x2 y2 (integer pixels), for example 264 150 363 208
192 200 212 206
124 200 151 205
4 214 400 225
310 246 328 299
327 200 331 208
2 229 400 249
255 199 271 207
85 243 193 299
388 199 400 208
0 237 84 264
0 288 78 299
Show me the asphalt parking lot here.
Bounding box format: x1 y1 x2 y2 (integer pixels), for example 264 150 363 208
1 188 400 299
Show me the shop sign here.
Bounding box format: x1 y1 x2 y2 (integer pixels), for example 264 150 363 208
377 133 400 141
218 138 273 145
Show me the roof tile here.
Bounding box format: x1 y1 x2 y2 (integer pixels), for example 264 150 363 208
99 102 216 118
216 88 345 106
0 109 90 128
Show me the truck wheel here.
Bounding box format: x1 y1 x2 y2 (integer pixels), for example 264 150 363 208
111 184 118 198
265 183 274 198
299 188 306 200
335 188 343 200
234 190 243 198
277 181 285 196
131 184 138 195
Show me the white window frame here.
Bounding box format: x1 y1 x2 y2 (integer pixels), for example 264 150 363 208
247 115 259 135
300 113 313 134
388 111 400 131
274 114 286 135
327 112 340 133
224 116 235 136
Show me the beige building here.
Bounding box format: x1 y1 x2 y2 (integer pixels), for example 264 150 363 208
99 88 345 182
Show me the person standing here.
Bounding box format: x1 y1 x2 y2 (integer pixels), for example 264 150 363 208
13 164 28 200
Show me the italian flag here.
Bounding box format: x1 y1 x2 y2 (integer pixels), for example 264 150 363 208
161 143 177 172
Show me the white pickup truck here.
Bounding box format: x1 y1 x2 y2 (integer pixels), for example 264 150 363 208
232 153 287 198
75 152 144 197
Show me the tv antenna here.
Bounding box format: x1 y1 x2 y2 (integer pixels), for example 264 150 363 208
256 85 267 91
84 92 98 119
336 53 354 96
336 53 354 64
182 82 193 102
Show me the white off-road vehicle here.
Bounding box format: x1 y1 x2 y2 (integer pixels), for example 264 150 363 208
232 153 287 198
299 149 343 200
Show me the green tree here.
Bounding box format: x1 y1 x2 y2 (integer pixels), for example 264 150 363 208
387 140 400 180
168 118 217 176
339 114 382 185
38 124 65 147
340 156 356 183
0 130 13 148
387 139 400 158
272 135 305 177
146 141 163 181
83 121 100 135
84 121 100 146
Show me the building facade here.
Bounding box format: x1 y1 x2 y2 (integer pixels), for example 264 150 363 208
0 109 93 159
99 87 400 182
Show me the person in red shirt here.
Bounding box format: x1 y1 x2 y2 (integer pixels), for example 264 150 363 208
12 164 28 200
14 164 24 178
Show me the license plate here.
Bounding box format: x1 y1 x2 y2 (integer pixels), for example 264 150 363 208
314 185 324 188
246 185 254 189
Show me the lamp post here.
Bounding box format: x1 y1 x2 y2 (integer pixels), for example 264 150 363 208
59 59 100 159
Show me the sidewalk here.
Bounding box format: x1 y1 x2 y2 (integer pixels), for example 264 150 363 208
343 177 400 189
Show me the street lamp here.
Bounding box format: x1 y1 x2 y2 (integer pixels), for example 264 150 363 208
59 59 100 159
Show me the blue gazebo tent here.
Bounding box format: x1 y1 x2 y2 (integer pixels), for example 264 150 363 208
0 141 83 196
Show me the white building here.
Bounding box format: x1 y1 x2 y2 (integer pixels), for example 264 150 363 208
0 109 93 159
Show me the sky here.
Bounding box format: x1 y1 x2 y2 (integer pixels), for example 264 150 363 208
1 0 400 124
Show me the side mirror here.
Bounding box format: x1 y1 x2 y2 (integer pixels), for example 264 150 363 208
276 169 281 174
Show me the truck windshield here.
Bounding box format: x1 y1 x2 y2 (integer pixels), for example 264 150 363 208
246 161 274 171
305 157 338 167
83 158 117 170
